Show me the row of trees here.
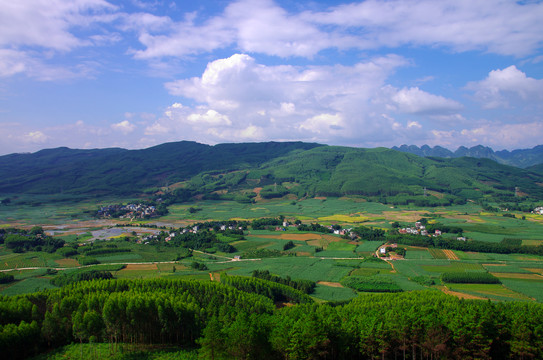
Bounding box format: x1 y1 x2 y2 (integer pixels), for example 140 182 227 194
251 270 316 294
2 278 542 359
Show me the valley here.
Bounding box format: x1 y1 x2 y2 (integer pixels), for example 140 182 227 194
2 197 542 303
1 142 543 359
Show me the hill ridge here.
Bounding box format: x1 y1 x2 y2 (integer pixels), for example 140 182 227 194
1 141 542 204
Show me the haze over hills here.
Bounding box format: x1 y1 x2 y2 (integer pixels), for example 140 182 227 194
1 141 543 205
393 144 543 168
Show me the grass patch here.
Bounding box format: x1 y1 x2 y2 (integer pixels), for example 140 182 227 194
355 241 382 252
0 277 57 296
312 283 357 302
404 249 433 260
500 279 543 302
428 248 448 259
422 262 485 273
317 214 369 223
448 283 533 302
31 343 198 360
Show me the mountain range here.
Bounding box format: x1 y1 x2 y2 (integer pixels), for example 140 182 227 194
392 144 543 168
1 142 542 204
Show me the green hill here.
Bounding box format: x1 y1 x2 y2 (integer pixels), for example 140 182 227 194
186 145 543 204
1 142 542 204
0 141 321 195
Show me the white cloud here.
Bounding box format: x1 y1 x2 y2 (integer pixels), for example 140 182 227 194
389 86 464 114
307 0 543 57
467 65 543 109
0 0 116 51
131 0 543 60
0 0 117 80
0 49 26 77
144 122 170 136
187 110 231 126
161 53 410 143
407 121 422 129
299 113 344 134
239 125 265 139
23 131 48 143
422 120 543 150
111 120 136 134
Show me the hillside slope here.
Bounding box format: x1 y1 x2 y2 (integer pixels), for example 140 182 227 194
0 141 322 195
1 142 542 204
187 146 543 203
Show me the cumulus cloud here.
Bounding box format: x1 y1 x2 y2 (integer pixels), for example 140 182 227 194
159 53 414 143
389 86 464 115
187 110 231 126
111 120 136 134
299 113 344 134
467 65 543 109
23 131 48 143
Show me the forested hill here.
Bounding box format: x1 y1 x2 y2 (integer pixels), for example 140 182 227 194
393 144 543 168
1 141 543 204
0 141 322 195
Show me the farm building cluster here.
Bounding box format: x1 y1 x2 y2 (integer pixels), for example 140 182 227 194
533 207 543 215
398 221 441 236
96 204 158 219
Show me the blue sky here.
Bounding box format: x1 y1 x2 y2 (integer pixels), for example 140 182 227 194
1 0 543 155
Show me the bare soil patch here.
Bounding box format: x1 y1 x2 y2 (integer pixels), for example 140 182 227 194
443 249 459 260
253 187 263 201
439 286 486 300
123 264 158 271
54 258 80 267
317 281 344 288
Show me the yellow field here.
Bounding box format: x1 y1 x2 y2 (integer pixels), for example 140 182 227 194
317 214 369 223
524 268 543 274
317 281 344 288
522 239 543 246
491 272 543 280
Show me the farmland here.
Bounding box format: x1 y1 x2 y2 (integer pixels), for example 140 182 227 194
1 197 543 303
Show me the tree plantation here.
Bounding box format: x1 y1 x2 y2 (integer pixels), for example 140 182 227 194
1 277 543 359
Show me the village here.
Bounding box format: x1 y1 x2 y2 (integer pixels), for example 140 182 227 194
96 203 158 219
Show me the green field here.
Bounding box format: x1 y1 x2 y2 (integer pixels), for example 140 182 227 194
1 197 543 302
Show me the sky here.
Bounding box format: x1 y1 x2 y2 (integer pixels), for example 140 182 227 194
1 0 543 155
